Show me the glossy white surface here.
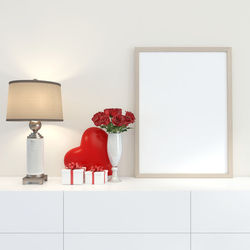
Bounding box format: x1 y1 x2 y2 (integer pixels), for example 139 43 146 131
27 137 44 175
192 191 250 232
64 234 190 250
64 191 190 232
107 133 122 166
192 234 250 250
1 177 250 191
139 51 228 174
0 191 63 232
0 234 63 250
139 52 227 174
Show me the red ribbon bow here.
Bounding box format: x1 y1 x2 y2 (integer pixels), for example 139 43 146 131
89 165 104 172
66 162 85 170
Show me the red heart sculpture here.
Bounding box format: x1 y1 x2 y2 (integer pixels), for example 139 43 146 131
64 127 112 175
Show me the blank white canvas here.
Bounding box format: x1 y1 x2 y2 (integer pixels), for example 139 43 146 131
139 52 228 174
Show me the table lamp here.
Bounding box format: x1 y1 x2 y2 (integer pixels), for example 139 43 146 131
6 79 63 184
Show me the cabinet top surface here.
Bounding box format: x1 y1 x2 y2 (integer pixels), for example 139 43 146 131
0 177 250 191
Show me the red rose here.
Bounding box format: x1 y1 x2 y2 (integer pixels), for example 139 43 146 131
104 108 122 117
92 112 110 126
125 111 135 123
112 114 126 126
92 112 103 126
123 116 132 126
101 114 110 126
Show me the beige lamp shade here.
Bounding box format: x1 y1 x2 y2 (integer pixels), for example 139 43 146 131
6 80 63 121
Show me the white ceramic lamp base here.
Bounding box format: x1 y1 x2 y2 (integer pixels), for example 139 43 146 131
23 136 47 185
27 138 44 175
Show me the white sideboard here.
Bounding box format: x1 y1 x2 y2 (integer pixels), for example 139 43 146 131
192 234 250 250
192 191 250 232
64 234 190 250
0 234 63 250
0 177 250 250
64 191 190 232
0 191 63 233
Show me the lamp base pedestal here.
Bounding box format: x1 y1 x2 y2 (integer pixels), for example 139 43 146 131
23 174 48 185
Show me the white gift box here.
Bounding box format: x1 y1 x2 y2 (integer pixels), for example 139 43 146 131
85 170 108 185
105 170 108 182
62 168 86 185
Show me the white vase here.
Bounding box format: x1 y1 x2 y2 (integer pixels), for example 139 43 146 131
107 133 122 182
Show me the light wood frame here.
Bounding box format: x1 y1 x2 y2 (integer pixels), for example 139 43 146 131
135 47 232 178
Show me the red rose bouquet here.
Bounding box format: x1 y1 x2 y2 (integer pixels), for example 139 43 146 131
92 108 135 133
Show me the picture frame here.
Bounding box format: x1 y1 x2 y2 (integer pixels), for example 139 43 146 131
135 47 232 178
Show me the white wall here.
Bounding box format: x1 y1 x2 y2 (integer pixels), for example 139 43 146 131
0 0 249 177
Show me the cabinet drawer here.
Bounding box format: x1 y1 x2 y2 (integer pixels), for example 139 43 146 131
64 191 190 232
0 191 63 232
192 191 250 232
192 234 250 250
0 234 63 250
64 234 190 250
